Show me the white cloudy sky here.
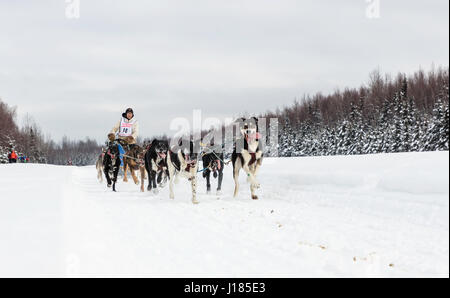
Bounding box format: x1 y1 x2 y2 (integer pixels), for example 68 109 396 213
0 0 448 141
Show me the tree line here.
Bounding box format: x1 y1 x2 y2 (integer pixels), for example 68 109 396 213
0 101 101 165
262 67 449 157
1 67 448 165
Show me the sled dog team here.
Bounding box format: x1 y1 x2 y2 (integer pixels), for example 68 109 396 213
96 108 263 204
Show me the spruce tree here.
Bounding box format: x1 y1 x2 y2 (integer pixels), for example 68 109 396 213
390 93 405 152
424 98 447 151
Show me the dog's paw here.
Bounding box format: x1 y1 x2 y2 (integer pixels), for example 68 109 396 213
192 198 199 204
252 195 259 200
152 189 159 195
107 183 112 188
216 190 222 196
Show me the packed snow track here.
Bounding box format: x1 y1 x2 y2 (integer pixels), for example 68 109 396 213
0 152 448 277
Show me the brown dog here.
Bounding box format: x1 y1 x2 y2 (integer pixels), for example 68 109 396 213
122 144 147 192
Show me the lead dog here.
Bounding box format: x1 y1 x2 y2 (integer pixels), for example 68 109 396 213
167 140 200 204
144 139 170 194
232 117 263 200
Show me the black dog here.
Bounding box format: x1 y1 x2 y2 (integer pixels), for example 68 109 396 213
144 139 170 194
201 145 224 195
103 141 122 192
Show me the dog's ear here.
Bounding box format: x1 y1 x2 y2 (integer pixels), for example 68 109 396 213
249 117 259 132
190 140 195 154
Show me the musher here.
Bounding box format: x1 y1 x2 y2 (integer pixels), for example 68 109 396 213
108 107 139 165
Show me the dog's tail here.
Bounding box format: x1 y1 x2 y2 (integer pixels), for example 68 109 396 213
96 158 102 170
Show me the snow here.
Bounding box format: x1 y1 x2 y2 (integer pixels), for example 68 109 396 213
0 151 448 277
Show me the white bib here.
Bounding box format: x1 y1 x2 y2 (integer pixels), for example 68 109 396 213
119 118 135 137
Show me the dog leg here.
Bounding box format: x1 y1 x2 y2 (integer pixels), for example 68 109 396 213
153 171 158 190
158 171 166 188
152 171 159 194
242 162 260 199
243 162 260 189
252 159 262 189
112 161 120 192
205 170 211 194
130 167 139 185
140 167 145 192
250 183 258 200
112 171 117 191
217 170 223 195
123 162 129 182
243 163 255 183
191 175 199 204
104 166 112 187
168 169 175 199
147 170 153 191
105 174 112 188
169 178 174 199
233 160 241 198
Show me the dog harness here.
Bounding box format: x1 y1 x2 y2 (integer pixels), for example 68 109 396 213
106 149 116 160
185 157 197 172
245 132 262 143
249 153 257 166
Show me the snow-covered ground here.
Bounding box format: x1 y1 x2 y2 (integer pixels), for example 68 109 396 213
0 152 448 277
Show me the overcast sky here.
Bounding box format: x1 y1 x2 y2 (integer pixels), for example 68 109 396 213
0 0 448 142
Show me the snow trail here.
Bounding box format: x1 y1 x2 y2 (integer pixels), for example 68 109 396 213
0 152 448 277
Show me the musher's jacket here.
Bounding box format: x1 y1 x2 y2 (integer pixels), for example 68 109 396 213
9 151 18 160
110 114 139 143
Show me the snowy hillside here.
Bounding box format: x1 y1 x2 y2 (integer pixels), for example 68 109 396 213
0 152 448 277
